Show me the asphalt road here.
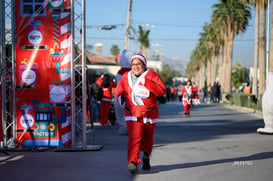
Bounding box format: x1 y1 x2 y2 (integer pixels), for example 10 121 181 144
1 102 273 181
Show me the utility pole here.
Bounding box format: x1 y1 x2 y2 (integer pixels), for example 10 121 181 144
124 0 132 49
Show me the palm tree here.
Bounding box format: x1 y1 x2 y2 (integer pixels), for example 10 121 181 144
199 24 212 86
110 44 120 58
244 0 269 96
138 25 150 57
216 30 226 90
86 44 93 52
252 2 259 97
270 1 273 72
186 40 209 89
201 23 222 86
212 0 251 93
257 0 268 95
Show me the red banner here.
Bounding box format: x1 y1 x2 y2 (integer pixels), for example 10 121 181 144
15 0 72 147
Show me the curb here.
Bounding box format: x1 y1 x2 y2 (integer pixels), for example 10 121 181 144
226 104 263 117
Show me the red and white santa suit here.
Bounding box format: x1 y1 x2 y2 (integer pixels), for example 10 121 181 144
192 84 200 104
114 49 136 135
116 57 166 165
181 85 194 115
96 75 116 125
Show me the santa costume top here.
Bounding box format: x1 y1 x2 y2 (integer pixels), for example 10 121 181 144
116 55 166 124
181 85 194 106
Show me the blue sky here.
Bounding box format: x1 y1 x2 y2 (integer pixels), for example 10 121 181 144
86 0 255 67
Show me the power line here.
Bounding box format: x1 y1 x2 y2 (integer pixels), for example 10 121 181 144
86 24 125 30
85 36 254 42
86 23 254 31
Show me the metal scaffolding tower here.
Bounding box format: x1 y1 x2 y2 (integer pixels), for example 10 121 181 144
71 0 87 148
1 0 16 148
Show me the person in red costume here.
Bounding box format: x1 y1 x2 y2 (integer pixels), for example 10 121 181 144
116 53 166 174
181 79 195 117
192 81 200 104
96 73 116 126
114 49 137 135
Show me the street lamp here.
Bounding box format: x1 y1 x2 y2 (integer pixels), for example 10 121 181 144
140 23 155 30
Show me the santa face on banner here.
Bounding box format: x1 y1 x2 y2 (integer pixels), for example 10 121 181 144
49 0 64 8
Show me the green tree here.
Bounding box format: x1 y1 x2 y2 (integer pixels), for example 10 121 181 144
151 51 160 61
196 23 222 87
231 62 250 88
86 44 93 52
138 25 150 57
159 64 181 85
110 44 120 57
186 34 210 89
212 0 251 93
255 0 267 95
243 0 268 96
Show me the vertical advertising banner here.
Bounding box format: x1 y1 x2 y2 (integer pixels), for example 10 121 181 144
15 0 72 147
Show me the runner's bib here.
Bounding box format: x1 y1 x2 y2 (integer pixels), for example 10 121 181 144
135 85 150 99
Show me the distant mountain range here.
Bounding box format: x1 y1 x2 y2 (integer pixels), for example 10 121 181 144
161 57 188 75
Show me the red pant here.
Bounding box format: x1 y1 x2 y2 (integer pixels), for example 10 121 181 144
184 103 191 114
126 120 156 164
100 101 111 125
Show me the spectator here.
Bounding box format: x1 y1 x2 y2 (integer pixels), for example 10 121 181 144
166 85 171 102
170 86 175 101
96 73 116 126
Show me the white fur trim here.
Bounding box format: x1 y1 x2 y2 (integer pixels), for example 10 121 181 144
124 116 157 124
131 54 147 66
128 70 149 105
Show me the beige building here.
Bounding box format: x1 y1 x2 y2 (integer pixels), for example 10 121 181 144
86 44 164 82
